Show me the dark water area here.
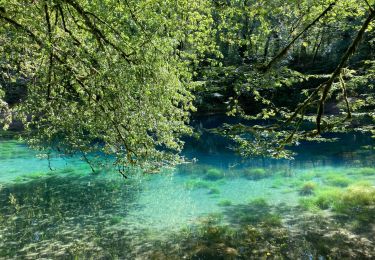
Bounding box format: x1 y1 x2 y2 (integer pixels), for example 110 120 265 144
0 116 374 259
186 114 374 167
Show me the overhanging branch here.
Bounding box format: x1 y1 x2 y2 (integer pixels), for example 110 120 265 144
262 2 336 72
316 9 375 133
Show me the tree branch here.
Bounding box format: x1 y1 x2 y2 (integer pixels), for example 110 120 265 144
58 4 82 46
363 0 374 12
44 2 53 100
0 13 44 46
316 9 375 133
262 2 336 72
64 0 132 63
339 72 352 120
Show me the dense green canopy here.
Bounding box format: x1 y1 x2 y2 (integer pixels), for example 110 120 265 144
0 0 216 171
201 0 375 158
0 0 374 171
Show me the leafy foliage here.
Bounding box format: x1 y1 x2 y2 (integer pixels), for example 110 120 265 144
200 0 375 159
0 0 216 170
1 0 374 167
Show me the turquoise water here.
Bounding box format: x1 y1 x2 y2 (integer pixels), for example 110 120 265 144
0 121 375 259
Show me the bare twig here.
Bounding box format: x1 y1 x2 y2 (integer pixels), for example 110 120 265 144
284 84 323 125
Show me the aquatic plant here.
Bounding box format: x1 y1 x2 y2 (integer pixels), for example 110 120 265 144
109 216 123 225
198 223 234 243
242 168 270 180
324 175 353 187
13 176 28 183
351 167 375 176
299 197 319 211
333 184 375 223
208 187 221 195
294 213 375 259
175 218 240 259
1 131 375 259
184 179 211 190
317 168 339 176
218 199 232 207
313 188 343 210
0 174 140 259
275 167 293 177
26 172 47 180
215 179 227 186
61 167 76 174
184 207 339 259
143 204 375 259
270 178 284 189
281 188 295 194
248 197 268 207
298 171 319 181
298 187 343 211
263 214 283 227
299 181 316 196
298 181 375 223
287 179 304 190
177 164 217 178
221 198 282 227
204 168 225 181
171 212 292 259
201 212 224 224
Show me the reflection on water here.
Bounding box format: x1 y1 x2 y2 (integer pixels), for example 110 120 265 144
0 120 374 259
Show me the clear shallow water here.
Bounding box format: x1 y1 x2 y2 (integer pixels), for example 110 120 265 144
0 121 375 259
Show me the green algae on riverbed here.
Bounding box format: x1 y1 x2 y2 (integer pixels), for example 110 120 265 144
0 136 374 258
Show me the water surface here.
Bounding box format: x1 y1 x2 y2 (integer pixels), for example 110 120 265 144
0 120 374 259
